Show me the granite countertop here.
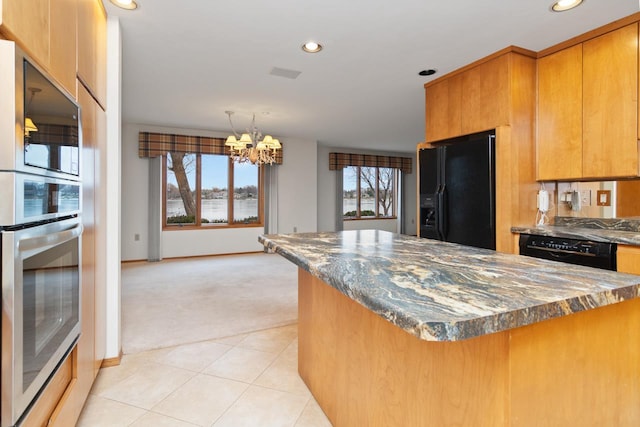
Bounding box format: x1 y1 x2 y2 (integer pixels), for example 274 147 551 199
259 230 640 342
512 217 640 245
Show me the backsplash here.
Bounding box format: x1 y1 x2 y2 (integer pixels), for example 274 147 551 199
555 181 616 218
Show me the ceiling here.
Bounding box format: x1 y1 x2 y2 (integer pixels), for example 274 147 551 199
103 0 639 153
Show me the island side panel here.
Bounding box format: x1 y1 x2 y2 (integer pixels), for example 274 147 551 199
509 297 640 426
297 268 510 427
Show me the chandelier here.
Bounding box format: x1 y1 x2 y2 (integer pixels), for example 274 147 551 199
224 111 281 165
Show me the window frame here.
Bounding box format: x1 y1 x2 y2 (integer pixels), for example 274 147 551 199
343 165 398 220
162 153 264 230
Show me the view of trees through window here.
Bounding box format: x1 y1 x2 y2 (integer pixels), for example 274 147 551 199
165 153 260 226
343 166 396 219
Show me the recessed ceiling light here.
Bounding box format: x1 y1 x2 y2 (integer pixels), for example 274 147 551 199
302 41 323 53
419 69 437 76
109 0 138 10
551 0 583 12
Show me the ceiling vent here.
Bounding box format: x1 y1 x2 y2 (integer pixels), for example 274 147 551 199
269 67 302 80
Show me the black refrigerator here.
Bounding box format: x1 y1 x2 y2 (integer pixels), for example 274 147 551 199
419 130 496 250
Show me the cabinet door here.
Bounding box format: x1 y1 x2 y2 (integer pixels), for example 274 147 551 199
461 54 509 134
425 75 462 142
50 0 77 97
77 0 107 106
77 82 96 403
537 44 583 181
1 0 49 65
617 244 640 275
583 23 639 178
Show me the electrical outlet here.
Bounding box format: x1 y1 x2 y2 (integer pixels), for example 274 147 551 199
580 190 591 207
134 233 140 241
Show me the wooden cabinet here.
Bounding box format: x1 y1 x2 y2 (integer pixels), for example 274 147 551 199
0 0 77 97
617 244 640 275
460 54 510 134
425 52 513 143
537 44 583 180
0 0 49 66
424 75 462 142
537 23 639 180
78 0 107 107
50 0 78 98
583 24 638 178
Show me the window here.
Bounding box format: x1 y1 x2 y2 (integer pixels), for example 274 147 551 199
164 152 262 228
343 166 397 219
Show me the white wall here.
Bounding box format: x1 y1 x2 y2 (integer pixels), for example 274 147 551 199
121 123 318 260
274 137 317 234
104 17 122 359
317 145 417 235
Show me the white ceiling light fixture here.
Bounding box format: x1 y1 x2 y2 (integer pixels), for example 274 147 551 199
551 0 583 12
109 0 138 10
224 111 281 165
302 41 323 53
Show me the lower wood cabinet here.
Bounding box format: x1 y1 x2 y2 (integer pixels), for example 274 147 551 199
617 244 640 275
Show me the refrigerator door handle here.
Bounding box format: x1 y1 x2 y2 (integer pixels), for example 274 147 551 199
437 184 447 240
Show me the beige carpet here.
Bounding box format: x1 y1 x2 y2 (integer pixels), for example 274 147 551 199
121 253 298 354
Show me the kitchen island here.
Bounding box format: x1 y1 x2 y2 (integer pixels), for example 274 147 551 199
259 230 640 427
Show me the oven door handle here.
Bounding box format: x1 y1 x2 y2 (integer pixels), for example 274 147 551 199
18 223 83 256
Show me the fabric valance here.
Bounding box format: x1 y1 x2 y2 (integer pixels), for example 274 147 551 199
138 131 283 164
329 152 412 174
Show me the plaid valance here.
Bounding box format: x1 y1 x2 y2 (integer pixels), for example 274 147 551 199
329 152 412 174
138 131 283 164
29 123 79 146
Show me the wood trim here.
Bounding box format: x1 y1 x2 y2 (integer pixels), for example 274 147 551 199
101 351 123 368
424 46 536 88
121 250 265 264
538 12 640 58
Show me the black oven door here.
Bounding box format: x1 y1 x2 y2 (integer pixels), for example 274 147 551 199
1 217 82 427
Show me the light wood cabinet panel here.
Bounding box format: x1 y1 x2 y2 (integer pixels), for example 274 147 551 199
425 75 462 142
77 0 107 107
50 0 77 97
461 54 510 134
94 103 107 374
583 23 639 178
0 0 49 65
617 244 640 274
537 44 583 181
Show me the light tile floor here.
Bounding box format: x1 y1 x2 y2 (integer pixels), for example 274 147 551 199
77 324 332 427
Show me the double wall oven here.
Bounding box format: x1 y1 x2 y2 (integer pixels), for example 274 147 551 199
1 41 82 427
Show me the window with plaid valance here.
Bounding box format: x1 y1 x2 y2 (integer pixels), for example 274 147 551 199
328 152 412 174
138 131 283 164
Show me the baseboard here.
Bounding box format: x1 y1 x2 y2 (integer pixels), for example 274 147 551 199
101 350 123 368
121 251 265 264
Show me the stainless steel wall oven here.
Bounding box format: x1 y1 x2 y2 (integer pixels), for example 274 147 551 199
1 40 82 427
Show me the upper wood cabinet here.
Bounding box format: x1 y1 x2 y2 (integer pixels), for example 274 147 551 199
424 75 462 142
460 54 510 134
0 0 77 97
537 23 639 180
78 0 107 108
425 50 518 142
537 44 583 180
